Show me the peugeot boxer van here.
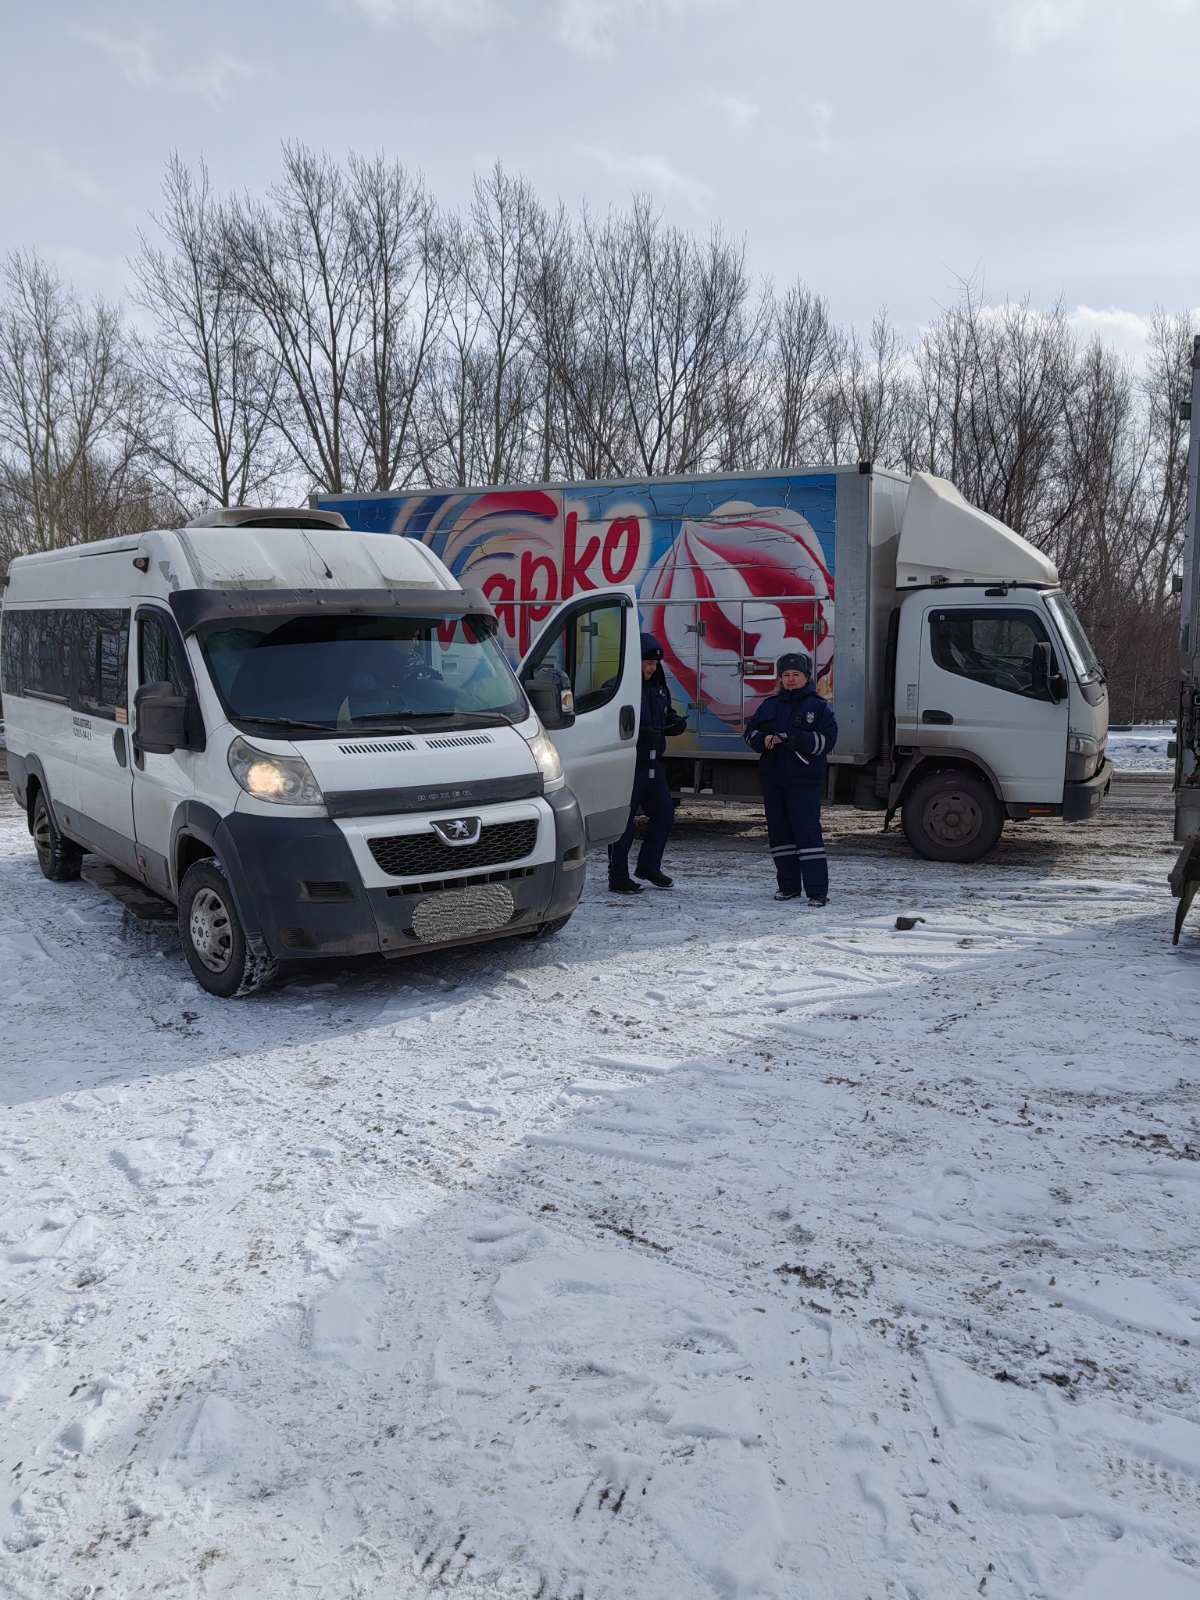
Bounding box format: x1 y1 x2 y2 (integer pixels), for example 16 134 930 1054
0 509 641 997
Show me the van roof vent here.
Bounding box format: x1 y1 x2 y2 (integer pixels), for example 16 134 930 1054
184 506 350 531
423 732 495 749
337 739 418 755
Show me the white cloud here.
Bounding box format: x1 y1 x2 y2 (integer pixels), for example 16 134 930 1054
349 0 506 32
712 93 760 131
994 0 1197 52
804 99 833 151
577 144 715 210
556 0 728 57
70 27 262 102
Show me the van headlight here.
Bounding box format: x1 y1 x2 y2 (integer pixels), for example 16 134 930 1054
228 736 323 806
1068 733 1100 756
526 727 564 788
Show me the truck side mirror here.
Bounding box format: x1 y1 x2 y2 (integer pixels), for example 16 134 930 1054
523 667 576 731
1032 641 1067 703
134 681 191 754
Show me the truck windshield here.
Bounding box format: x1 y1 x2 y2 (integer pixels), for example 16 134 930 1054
1044 593 1103 685
200 613 527 733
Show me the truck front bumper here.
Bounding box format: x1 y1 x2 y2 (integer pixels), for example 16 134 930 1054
213 788 587 962
1062 758 1113 822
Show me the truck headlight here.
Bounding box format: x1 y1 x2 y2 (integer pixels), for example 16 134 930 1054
228 736 323 806
526 727 564 788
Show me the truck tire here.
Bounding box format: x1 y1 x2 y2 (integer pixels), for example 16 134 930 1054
179 859 278 999
32 789 84 882
902 769 1004 864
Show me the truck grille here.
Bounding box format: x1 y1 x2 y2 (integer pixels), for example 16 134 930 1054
367 819 538 878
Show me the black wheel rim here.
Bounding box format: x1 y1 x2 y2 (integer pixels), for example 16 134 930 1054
926 789 983 847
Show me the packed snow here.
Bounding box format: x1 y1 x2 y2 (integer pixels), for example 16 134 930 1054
2 783 1199 1600
1108 725 1174 774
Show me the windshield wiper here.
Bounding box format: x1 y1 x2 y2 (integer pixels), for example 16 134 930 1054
402 709 516 727
241 715 338 734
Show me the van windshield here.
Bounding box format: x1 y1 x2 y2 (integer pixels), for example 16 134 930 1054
200 613 527 734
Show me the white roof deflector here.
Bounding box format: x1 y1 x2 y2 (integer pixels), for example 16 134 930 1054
897 472 1058 588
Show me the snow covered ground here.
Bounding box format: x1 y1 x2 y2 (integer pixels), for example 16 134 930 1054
2 782 1200 1600
1108 726 1173 774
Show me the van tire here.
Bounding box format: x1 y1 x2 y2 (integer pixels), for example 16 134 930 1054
32 790 84 882
179 859 278 998
901 769 1004 864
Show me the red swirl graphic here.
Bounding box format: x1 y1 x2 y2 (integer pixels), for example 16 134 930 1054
642 505 834 720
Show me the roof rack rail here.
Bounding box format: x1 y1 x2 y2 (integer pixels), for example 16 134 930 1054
183 506 350 531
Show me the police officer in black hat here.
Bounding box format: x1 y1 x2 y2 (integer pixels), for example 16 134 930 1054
744 650 838 904
608 632 687 893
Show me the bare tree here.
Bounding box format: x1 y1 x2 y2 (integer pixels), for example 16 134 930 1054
0 251 157 568
133 154 286 513
344 154 447 490
225 143 367 493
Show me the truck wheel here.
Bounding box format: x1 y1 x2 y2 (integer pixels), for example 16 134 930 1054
179 859 278 998
32 790 84 882
902 770 1003 864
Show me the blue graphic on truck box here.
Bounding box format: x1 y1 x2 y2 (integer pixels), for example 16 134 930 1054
317 475 837 744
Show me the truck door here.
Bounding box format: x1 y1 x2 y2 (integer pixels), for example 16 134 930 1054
518 589 640 846
916 600 1069 804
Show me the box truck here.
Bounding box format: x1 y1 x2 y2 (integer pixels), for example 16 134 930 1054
1171 336 1200 942
316 465 1112 863
1 509 645 996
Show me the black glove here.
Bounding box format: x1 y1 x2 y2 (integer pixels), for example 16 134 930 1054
665 711 688 738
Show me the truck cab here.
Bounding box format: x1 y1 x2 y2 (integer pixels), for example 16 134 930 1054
889 475 1111 861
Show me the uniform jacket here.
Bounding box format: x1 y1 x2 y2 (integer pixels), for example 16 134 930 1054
638 662 687 764
744 684 838 785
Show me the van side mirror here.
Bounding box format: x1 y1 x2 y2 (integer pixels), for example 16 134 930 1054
134 681 191 754
523 667 576 730
1031 641 1067 703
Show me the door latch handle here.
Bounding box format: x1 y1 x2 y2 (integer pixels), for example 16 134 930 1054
922 709 954 725
112 728 129 768
619 705 636 739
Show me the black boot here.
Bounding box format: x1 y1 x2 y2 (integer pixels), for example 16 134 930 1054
609 877 643 894
635 869 674 889
773 889 802 901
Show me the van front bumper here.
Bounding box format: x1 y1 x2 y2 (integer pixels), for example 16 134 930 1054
1062 758 1113 822
213 789 586 962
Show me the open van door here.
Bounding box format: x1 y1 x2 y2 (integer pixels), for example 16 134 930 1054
518 589 640 847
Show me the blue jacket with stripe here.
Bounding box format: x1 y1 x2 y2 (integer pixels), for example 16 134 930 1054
744 685 838 786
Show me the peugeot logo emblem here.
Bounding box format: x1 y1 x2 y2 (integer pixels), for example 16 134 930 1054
432 816 482 847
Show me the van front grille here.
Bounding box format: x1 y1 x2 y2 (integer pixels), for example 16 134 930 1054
422 733 495 749
367 819 538 878
337 739 417 755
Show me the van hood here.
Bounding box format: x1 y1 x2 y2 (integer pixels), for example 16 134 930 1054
288 722 543 812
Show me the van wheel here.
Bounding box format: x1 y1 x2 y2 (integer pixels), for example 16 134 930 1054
32 790 84 882
179 860 278 998
902 770 1004 864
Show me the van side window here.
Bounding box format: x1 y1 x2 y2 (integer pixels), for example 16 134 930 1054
1 610 76 702
77 610 130 720
139 613 186 693
522 596 627 715
929 608 1055 700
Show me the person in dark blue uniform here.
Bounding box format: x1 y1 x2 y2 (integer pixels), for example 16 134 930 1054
744 650 838 904
608 633 688 893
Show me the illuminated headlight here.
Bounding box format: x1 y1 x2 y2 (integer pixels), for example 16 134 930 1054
228 736 323 806
526 727 564 788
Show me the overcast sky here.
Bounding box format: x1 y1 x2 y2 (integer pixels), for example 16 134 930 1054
2 0 1195 360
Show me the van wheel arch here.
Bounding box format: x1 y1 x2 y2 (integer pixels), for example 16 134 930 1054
174 831 216 892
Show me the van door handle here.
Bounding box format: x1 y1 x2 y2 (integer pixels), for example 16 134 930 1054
113 728 129 767
922 709 954 725
619 704 636 739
